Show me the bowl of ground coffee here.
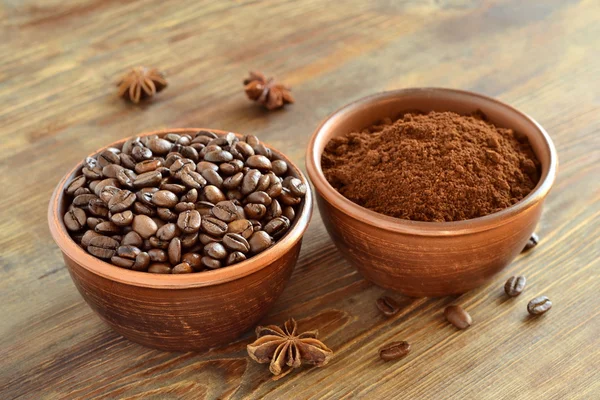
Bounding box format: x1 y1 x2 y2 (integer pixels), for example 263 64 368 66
48 128 312 351
306 88 557 297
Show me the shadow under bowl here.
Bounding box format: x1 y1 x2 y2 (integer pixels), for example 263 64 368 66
306 88 557 297
48 128 313 351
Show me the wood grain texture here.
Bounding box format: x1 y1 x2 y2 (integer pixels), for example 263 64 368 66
0 0 598 399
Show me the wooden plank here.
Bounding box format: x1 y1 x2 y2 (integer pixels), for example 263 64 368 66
0 0 598 398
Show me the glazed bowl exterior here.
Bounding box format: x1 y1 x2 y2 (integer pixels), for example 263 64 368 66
49 128 313 351
306 88 557 297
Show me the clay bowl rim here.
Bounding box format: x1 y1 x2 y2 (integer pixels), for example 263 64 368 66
306 87 558 236
48 128 313 289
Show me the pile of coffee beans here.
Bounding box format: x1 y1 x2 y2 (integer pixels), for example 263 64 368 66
63 131 306 273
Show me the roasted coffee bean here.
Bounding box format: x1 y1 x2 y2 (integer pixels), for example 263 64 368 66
133 202 156 217
83 166 103 180
147 138 172 155
201 216 228 237
249 219 262 232
197 130 218 139
283 206 296 221
284 177 307 197
132 214 158 239
379 341 411 361
133 252 151 271
204 242 227 259
122 231 143 247
133 170 162 188
376 296 400 317
151 190 178 208
226 252 246 266
111 256 135 268
196 201 214 216
241 169 261 195
181 170 207 189
95 221 120 235
204 185 226 204
266 200 283 220
199 233 220 245
86 217 105 230
245 134 260 147
181 146 199 162
227 219 254 239
226 189 244 201
64 207 87 231
212 200 238 222
164 153 182 168
279 187 302 206
148 248 167 262
174 202 194 213
266 180 283 198
73 187 92 196
234 141 255 158
505 275 527 297
149 236 170 249
527 296 552 315
170 158 196 178
157 223 179 241
444 305 472 329
181 188 198 203
148 263 172 274
99 185 121 204
93 178 119 197
522 233 539 252
111 210 134 226
246 155 272 171
204 150 233 163
116 245 141 259
249 231 272 253
65 175 86 195
97 149 121 167
223 172 243 190
255 174 271 192
157 207 177 222
159 183 186 196
168 237 182 265
120 153 137 170
172 262 194 274
116 168 136 187
201 256 221 269
102 164 124 178
108 190 135 213
135 159 162 174
219 162 236 176
271 160 288 176
245 191 272 206
131 145 152 162
201 168 223 187
222 233 250 253
244 203 267 219
177 210 201 233
182 253 203 270
88 236 119 259
83 156 97 169
197 161 219 172
73 194 97 210
81 230 102 247
252 143 272 159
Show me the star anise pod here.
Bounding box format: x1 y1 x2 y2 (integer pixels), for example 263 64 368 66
243 71 294 110
117 66 167 104
247 318 333 380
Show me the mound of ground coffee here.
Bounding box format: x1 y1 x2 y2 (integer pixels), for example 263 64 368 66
321 111 540 222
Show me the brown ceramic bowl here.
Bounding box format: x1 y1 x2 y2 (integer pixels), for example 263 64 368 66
48 128 313 351
306 88 557 297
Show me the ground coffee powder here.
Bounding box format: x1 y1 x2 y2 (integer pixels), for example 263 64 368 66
321 111 540 222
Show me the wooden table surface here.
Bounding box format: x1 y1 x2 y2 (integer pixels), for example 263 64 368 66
1 0 599 399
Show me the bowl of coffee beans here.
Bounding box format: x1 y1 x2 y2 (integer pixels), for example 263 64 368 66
48 128 312 351
306 88 557 297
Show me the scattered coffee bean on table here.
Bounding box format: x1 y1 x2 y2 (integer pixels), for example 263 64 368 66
522 233 540 252
376 296 400 317
322 111 540 222
504 275 527 297
444 305 472 329
379 341 411 361
62 131 306 273
527 296 552 315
